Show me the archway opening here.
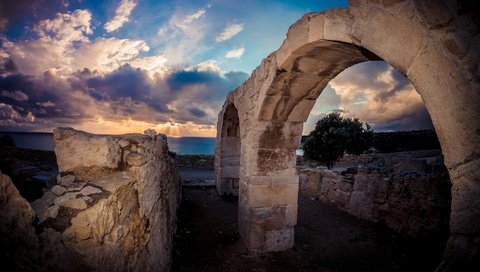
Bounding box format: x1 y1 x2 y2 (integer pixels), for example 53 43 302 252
295 60 451 270
246 38 454 256
216 103 241 196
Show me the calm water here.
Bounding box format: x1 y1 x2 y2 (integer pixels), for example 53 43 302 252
0 132 216 155
0 132 304 155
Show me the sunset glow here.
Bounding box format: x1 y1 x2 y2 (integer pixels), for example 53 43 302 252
0 0 433 136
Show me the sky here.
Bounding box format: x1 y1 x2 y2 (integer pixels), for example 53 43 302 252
0 0 433 137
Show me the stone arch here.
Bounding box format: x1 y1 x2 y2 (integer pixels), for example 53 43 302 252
215 1 480 270
215 101 241 196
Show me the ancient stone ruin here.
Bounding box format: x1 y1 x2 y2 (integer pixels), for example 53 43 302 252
0 128 180 271
215 0 479 270
298 150 451 237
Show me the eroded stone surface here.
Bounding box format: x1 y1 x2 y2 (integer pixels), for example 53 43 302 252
1 128 181 272
0 171 40 270
214 0 480 269
51 185 66 196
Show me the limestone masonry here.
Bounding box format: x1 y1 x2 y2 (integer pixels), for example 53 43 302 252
298 150 451 237
215 1 480 270
1 128 181 271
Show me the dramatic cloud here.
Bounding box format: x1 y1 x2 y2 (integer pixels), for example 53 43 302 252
2 9 93 75
303 61 434 133
0 7 251 135
225 48 245 59
0 60 248 134
34 9 93 45
216 23 243 42
72 38 151 74
104 0 137 32
0 0 373 136
1 90 28 101
1 9 159 76
0 103 34 124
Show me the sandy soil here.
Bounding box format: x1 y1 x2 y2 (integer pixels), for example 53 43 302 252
172 187 448 272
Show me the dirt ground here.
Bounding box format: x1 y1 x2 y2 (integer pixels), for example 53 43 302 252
172 187 448 272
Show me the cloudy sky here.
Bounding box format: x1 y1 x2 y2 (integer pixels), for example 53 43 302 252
0 0 433 137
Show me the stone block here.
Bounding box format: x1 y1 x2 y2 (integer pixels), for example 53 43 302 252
221 156 240 167
51 185 66 196
349 191 373 220
250 205 296 230
393 159 426 174
251 121 304 150
126 152 146 166
323 9 353 43
308 13 325 42
247 182 299 208
285 14 310 54
287 99 317 122
320 178 331 199
221 166 240 179
248 148 297 175
334 189 351 207
353 174 369 191
265 227 294 252
79 186 102 196
54 128 122 172
353 7 422 72
337 180 353 193
61 175 75 186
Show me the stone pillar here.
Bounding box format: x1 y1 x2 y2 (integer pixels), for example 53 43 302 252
217 135 240 196
238 121 302 251
238 175 298 252
436 160 480 271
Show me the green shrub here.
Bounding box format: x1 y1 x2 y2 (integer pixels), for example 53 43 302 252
303 112 373 169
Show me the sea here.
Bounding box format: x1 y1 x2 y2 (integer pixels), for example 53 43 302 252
0 132 304 155
0 132 216 155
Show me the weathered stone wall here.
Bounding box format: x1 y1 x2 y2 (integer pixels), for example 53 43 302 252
298 151 451 237
215 1 479 269
0 170 40 271
174 155 214 169
1 128 181 272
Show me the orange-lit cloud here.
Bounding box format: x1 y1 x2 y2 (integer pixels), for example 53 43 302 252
74 117 216 137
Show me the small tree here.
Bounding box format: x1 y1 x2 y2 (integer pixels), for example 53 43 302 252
303 112 373 169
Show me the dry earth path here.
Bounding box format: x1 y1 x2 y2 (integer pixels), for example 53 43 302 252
172 186 447 272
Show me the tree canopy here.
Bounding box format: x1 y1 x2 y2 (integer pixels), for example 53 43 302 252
303 112 373 169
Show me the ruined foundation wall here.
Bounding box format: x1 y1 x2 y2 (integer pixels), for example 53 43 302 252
1 127 181 272
298 151 451 237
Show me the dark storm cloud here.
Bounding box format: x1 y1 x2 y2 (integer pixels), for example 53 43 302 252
167 70 221 90
188 107 207 118
3 59 18 73
0 73 72 119
0 0 69 31
86 65 151 101
372 104 434 132
327 61 435 133
0 0 37 30
0 61 248 130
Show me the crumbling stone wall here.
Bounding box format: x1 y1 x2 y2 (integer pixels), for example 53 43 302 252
0 128 181 272
298 151 451 237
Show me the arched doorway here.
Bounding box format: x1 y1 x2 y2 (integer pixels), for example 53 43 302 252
215 2 480 270
215 102 241 196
